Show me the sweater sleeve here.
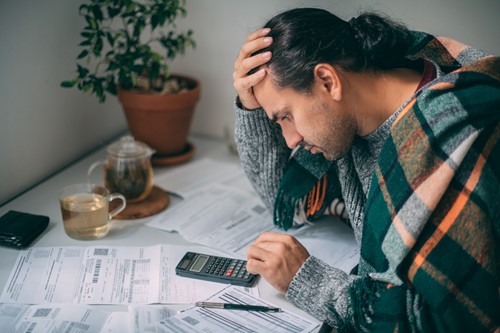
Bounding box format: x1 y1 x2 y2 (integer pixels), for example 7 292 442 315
286 256 357 329
234 99 291 212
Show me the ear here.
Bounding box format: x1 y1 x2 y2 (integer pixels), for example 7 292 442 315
314 64 342 101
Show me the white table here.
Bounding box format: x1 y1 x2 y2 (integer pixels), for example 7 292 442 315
0 133 322 330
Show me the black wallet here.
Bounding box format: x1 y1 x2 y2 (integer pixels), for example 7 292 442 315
0 210 49 248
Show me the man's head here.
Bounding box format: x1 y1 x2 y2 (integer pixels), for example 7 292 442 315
251 8 360 160
251 8 411 160
253 62 357 161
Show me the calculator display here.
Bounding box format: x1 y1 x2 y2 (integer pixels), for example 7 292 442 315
175 252 259 287
190 254 209 272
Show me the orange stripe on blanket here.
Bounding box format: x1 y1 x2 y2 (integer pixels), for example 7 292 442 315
436 36 469 59
375 166 396 218
408 125 500 279
393 215 416 248
393 98 416 127
408 253 425 280
454 56 500 81
427 81 455 91
411 255 494 329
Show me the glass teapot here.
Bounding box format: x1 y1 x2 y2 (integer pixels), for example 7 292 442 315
88 136 155 203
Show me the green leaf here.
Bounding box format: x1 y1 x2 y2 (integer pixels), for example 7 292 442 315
77 64 90 78
93 37 103 56
150 61 160 80
77 50 89 59
60 79 78 88
151 52 162 62
151 13 159 30
93 79 104 98
130 72 137 87
85 15 97 30
105 31 115 47
118 70 133 90
106 77 118 95
98 92 106 103
161 65 171 79
133 17 145 38
106 61 120 71
108 6 120 18
91 5 104 21
82 81 93 93
80 31 94 39
126 3 135 14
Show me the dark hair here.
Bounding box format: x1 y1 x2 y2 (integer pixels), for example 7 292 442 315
255 8 412 92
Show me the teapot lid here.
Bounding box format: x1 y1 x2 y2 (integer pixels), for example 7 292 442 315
107 135 154 158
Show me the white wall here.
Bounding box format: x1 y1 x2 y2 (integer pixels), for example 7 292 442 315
1 0 499 205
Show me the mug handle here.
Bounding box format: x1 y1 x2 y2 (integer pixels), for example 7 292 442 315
87 161 105 184
108 193 127 219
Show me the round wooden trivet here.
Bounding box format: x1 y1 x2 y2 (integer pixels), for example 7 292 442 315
110 186 170 220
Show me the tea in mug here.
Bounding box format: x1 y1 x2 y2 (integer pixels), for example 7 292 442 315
59 183 126 240
60 192 109 240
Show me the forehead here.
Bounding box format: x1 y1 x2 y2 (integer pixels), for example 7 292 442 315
253 74 301 112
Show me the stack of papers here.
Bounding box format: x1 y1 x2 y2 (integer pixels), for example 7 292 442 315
0 286 320 333
149 158 359 270
0 244 243 304
0 158 360 332
157 286 319 332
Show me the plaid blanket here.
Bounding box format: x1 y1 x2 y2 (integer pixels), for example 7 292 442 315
276 32 500 331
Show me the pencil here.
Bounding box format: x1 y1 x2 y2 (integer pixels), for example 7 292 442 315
195 302 282 312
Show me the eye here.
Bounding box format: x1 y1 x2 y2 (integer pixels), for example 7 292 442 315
280 113 289 121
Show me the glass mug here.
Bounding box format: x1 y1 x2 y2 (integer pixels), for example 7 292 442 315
59 183 126 240
88 136 155 203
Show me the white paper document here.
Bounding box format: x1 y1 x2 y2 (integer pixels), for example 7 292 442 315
129 304 179 333
0 244 254 305
150 158 359 271
0 303 111 333
157 286 319 333
154 158 253 198
289 217 360 273
147 183 276 257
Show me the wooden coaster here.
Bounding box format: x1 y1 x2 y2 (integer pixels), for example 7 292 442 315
110 186 170 220
152 142 195 166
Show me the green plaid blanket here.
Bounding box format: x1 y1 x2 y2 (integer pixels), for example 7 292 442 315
276 32 500 331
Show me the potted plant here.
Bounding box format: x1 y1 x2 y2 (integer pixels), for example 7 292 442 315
61 0 200 165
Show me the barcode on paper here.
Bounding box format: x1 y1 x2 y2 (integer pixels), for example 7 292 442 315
68 322 90 330
182 316 199 326
92 259 102 283
33 308 51 317
93 248 109 256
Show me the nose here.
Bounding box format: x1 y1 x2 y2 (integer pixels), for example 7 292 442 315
281 124 303 149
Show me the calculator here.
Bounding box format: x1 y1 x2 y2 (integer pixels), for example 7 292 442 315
175 252 259 287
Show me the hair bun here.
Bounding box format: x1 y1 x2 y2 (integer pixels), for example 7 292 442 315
348 13 411 70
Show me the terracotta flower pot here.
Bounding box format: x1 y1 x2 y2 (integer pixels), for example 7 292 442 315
118 74 201 158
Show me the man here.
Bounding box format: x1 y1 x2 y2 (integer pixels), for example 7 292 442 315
233 8 499 332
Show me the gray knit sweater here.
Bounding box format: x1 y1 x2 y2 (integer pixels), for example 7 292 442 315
234 99 404 327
